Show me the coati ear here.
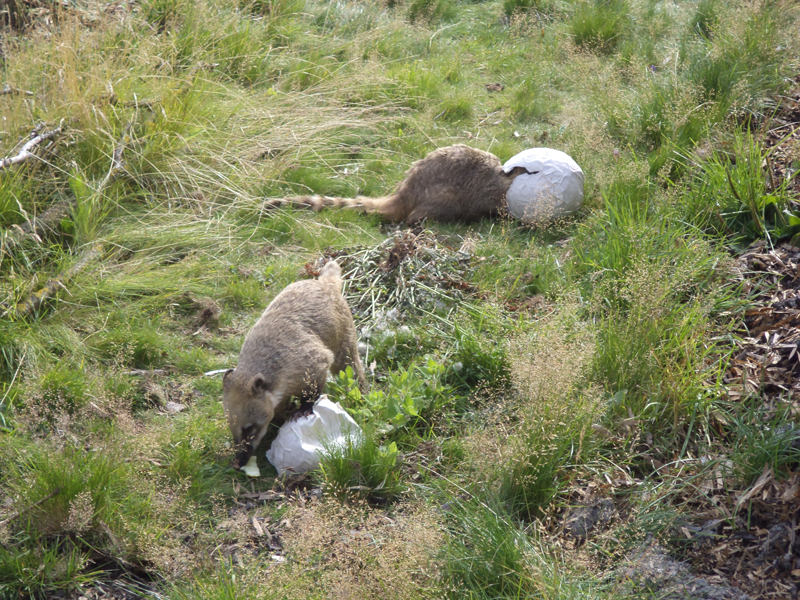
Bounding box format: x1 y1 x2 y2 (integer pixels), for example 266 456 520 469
223 369 234 382
250 374 268 394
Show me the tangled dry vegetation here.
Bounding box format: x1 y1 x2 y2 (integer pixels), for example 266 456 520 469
1 0 800 599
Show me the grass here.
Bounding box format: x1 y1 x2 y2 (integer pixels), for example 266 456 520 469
0 0 799 597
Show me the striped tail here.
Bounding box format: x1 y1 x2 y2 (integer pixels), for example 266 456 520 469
264 195 378 212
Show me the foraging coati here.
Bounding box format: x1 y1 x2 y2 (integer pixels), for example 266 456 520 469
265 144 528 225
223 260 367 469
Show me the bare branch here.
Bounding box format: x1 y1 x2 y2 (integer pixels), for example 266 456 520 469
0 121 64 172
0 199 72 256
0 487 61 528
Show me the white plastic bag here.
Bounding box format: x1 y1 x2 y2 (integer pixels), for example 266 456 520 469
503 148 585 223
266 396 363 477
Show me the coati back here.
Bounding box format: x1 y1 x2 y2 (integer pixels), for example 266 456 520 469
222 260 367 469
265 145 525 225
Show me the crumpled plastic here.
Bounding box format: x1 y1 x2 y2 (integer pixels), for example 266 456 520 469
266 396 363 477
502 148 585 223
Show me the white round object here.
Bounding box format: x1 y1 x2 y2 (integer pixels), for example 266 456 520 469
502 148 585 223
265 396 363 477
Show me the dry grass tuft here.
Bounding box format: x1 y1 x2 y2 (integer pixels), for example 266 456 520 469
273 500 443 599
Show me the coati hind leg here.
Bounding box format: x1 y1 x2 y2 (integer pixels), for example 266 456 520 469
331 333 367 393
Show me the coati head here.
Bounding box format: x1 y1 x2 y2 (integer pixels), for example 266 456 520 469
222 369 275 469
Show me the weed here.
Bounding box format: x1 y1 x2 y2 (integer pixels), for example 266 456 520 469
678 127 800 244
329 357 456 435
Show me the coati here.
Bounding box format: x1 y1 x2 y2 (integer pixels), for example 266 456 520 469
223 260 367 469
265 144 528 225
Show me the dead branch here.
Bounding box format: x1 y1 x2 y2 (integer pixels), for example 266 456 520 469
124 369 169 377
0 84 34 97
0 121 63 171
0 487 61 528
3 243 103 320
0 199 72 255
96 123 132 192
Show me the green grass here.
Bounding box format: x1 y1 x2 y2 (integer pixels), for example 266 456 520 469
0 0 799 596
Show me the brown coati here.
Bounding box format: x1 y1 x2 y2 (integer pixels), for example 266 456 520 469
265 144 528 225
222 260 367 469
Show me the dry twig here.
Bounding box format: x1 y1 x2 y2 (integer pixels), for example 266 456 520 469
0 121 64 171
0 487 61 528
0 199 72 255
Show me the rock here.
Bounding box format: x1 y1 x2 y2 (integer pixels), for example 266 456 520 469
622 542 752 600
564 499 616 540
164 401 187 414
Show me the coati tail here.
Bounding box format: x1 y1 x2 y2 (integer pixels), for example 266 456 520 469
264 195 372 212
318 260 343 292
263 195 404 220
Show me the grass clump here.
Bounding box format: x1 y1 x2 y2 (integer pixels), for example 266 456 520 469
570 0 629 55
408 0 458 23
496 306 598 520
317 434 405 505
678 127 800 245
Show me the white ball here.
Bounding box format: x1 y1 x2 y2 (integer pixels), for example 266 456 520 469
502 148 585 223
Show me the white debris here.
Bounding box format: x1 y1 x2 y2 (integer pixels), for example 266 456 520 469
503 148 585 223
242 455 260 478
266 396 363 477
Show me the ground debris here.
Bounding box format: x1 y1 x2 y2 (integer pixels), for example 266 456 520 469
563 499 616 540
315 227 477 323
621 542 752 600
762 74 800 200
724 241 800 402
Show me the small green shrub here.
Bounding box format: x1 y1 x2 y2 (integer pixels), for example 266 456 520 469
678 128 800 245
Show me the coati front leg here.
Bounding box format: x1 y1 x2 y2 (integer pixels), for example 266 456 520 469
287 349 332 420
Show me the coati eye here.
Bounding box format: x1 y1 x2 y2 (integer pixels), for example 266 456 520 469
241 424 255 440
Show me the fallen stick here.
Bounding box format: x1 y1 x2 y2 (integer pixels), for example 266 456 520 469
0 199 73 255
3 243 103 320
0 121 64 171
0 84 34 97
0 487 61 528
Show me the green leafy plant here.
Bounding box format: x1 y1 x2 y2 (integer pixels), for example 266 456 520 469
678 128 800 245
329 357 455 435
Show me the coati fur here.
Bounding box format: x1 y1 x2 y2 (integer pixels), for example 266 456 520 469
265 144 528 225
222 260 367 469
